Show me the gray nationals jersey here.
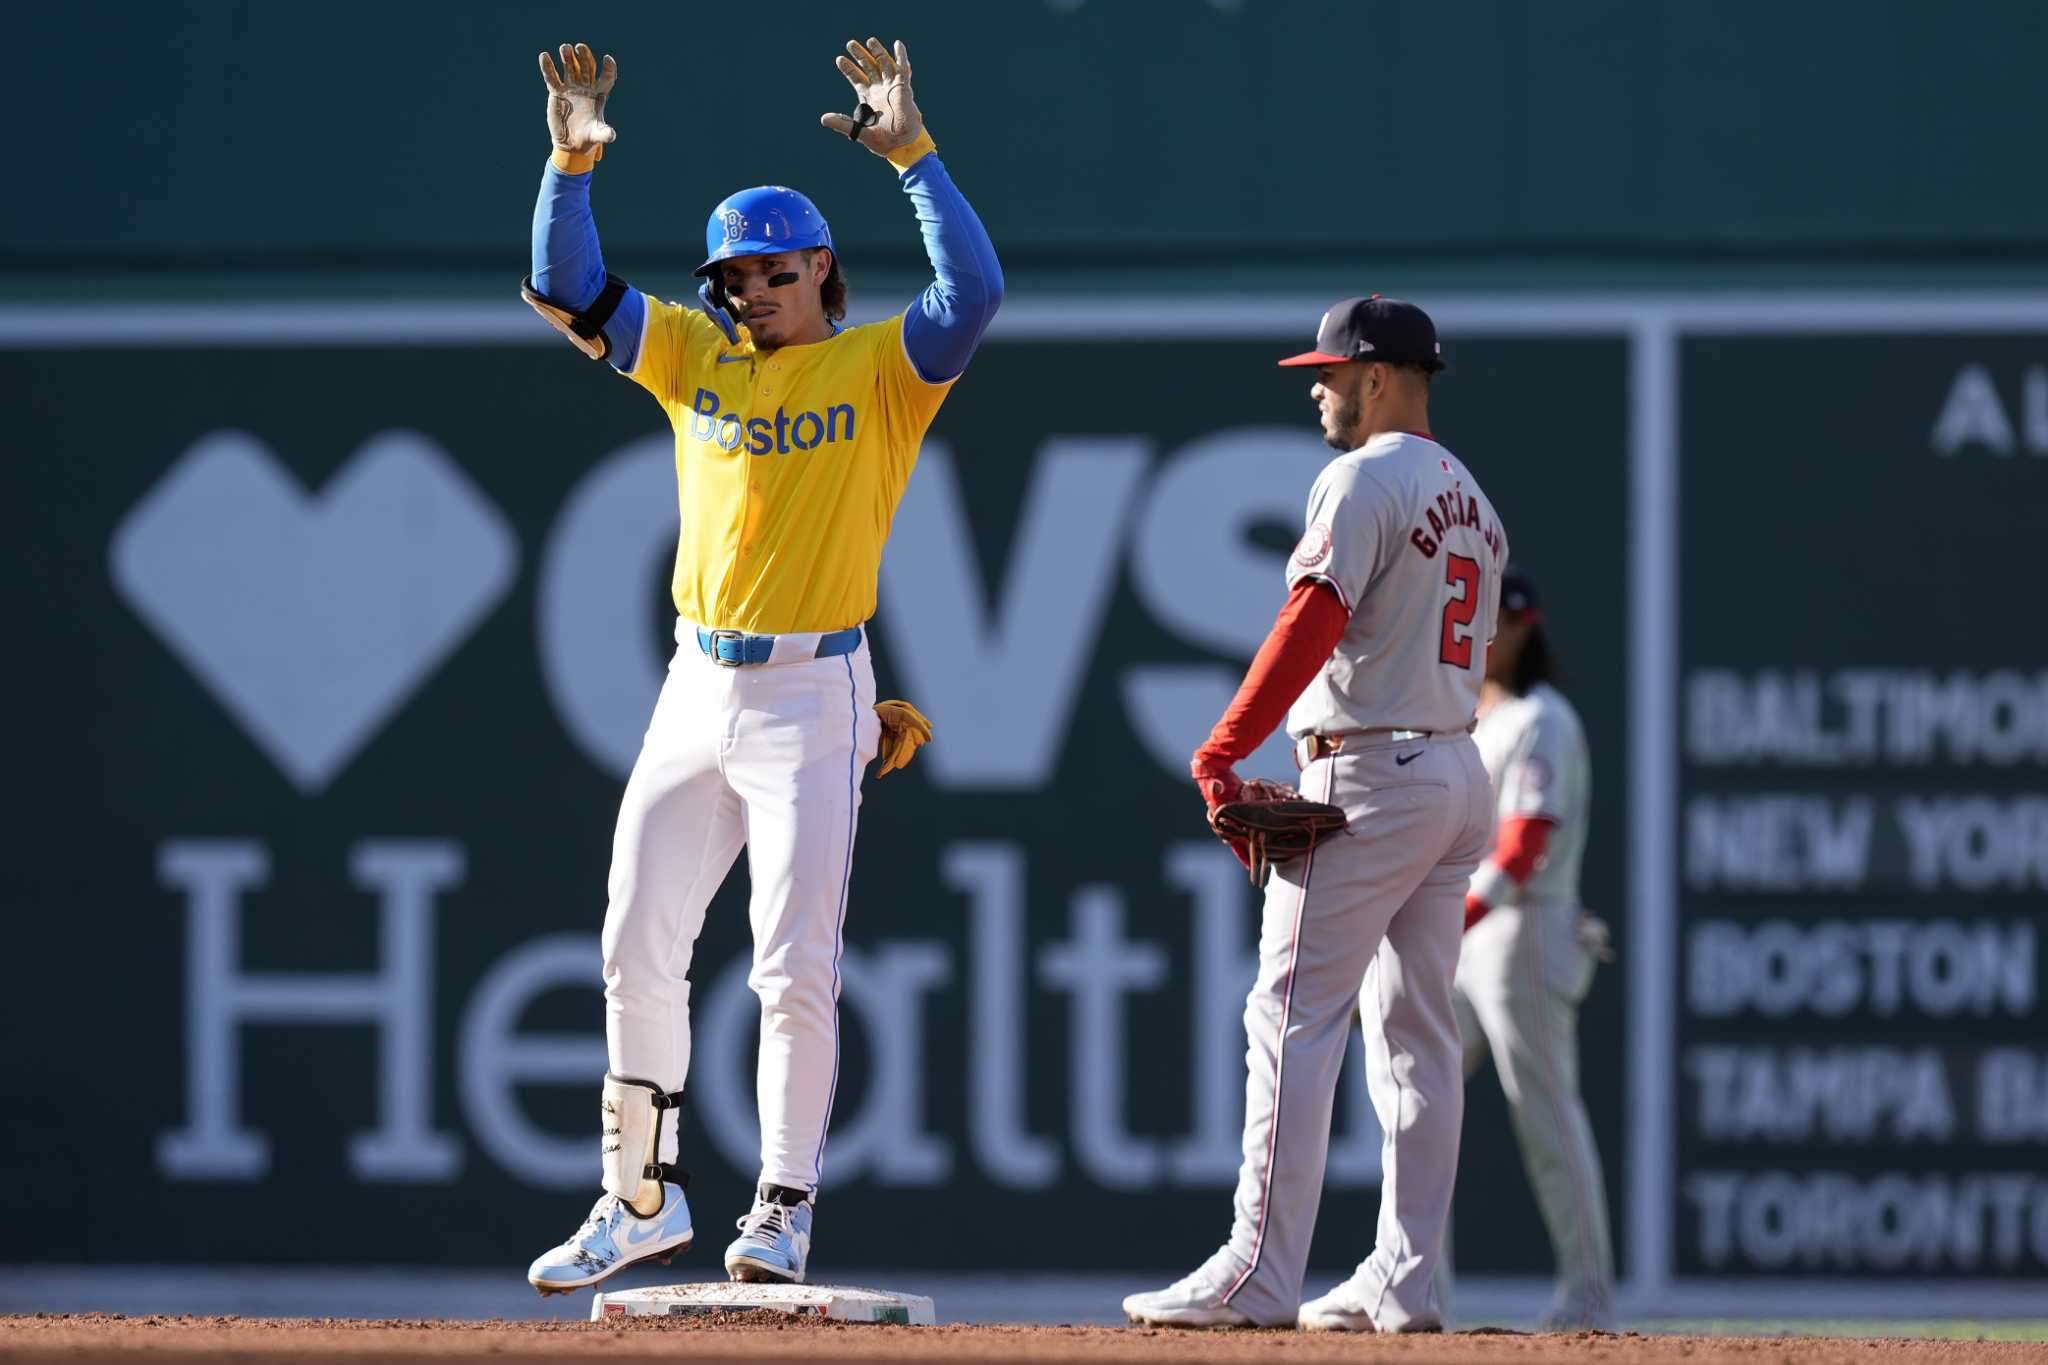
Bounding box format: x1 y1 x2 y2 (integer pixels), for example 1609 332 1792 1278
1284 433 1509 738
1473 682 1590 906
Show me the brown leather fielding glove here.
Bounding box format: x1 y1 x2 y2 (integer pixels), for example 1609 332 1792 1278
1208 779 1348 888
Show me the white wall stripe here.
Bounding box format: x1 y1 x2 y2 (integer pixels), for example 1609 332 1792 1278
6 291 2048 348
1625 318 1680 1302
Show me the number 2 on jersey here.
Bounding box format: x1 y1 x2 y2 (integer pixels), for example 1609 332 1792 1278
1439 553 1480 668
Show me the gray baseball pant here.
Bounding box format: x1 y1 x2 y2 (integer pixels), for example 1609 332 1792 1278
1215 731 1494 1330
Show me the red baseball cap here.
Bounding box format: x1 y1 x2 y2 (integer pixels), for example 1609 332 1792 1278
1278 295 1442 369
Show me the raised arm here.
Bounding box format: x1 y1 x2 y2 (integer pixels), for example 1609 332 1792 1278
821 39 1004 382
527 43 646 368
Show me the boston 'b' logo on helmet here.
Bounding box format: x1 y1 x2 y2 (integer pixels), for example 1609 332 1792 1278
723 210 745 243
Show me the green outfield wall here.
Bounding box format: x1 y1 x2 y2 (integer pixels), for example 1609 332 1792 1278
7 290 2048 1288
12 0 2046 277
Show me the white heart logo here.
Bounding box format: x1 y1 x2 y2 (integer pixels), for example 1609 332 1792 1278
110 429 519 793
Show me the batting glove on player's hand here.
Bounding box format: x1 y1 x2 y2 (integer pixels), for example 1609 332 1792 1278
874 699 934 778
819 38 930 161
539 42 617 171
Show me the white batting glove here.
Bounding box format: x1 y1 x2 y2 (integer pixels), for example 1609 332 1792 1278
819 38 928 159
539 42 618 169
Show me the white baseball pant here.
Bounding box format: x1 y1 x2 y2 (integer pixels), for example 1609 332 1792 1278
1453 900 1615 1322
599 618 880 1194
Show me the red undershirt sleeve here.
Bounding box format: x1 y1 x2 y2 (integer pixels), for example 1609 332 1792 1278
1196 579 1350 766
1464 815 1555 929
1493 815 1554 884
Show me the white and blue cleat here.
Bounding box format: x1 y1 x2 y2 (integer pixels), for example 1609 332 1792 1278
527 1182 694 1296
723 1184 814 1284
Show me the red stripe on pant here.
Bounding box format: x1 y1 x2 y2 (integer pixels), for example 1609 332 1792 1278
1224 759 1332 1302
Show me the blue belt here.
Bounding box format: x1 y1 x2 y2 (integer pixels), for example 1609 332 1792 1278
696 625 862 667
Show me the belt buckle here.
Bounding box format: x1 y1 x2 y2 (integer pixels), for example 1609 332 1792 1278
708 628 748 667
1294 733 1342 771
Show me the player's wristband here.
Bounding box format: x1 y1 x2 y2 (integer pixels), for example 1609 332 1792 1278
551 147 602 174
886 131 938 172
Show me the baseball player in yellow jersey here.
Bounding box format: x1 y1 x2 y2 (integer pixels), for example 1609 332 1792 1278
521 39 1001 1293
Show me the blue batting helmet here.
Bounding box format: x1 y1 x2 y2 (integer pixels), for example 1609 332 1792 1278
695 185 834 277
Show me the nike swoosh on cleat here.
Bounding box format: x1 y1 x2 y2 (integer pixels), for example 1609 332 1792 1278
619 1216 678 1249
1395 751 1423 766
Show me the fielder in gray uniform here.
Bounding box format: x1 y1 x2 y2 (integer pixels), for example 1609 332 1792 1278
1126 296 1508 1333
1451 565 1615 1330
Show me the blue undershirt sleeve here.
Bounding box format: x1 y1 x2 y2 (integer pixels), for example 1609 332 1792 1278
531 163 647 372
897 152 1004 384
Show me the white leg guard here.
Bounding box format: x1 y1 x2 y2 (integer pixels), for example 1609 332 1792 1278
601 1073 686 1216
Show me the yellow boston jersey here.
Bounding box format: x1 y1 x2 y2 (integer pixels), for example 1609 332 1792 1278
626 298 954 634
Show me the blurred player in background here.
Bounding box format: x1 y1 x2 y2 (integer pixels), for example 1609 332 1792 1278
1453 565 1615 1330
519 38 1000 1293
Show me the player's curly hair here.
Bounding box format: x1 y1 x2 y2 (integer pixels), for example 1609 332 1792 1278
807 248 848 322
1511 621 1556 695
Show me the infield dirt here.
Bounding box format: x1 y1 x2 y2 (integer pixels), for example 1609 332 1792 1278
6 1314 2044 1365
